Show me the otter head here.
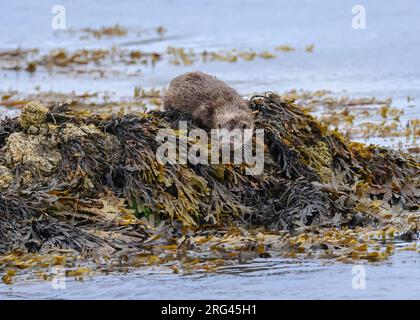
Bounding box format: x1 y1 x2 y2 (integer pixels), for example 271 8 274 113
214 107 254 151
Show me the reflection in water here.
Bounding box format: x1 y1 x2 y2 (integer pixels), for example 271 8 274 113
1 248 419 299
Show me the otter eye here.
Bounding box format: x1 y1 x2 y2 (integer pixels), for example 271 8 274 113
218 123 222 129
242 124 247 130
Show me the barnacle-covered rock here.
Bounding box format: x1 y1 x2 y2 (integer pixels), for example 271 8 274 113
19 101 49 132
0 165 13 189
0 102 63 185
2 131 61 184
59 122 104 143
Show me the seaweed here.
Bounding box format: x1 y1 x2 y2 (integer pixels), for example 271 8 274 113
0 94 418 255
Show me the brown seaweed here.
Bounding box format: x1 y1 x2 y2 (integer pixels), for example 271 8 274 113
0 94 418 256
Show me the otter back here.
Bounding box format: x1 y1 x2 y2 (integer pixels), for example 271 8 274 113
163 71 251 129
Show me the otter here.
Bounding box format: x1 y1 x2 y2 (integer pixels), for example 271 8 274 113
163 72 254 133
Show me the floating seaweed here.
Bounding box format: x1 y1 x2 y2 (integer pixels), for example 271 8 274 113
0 43 317 75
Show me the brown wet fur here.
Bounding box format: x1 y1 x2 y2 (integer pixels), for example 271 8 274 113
163 72 254 130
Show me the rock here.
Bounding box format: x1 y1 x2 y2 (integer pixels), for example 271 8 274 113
59 122 105 143
0 165 13 189
2 131 61 184
19 101 49 131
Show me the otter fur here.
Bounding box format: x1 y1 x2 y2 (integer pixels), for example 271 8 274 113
163 72 254 132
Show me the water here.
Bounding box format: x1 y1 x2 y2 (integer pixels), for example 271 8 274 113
2 0 420 98
0 0 419 299
1 250 419 299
